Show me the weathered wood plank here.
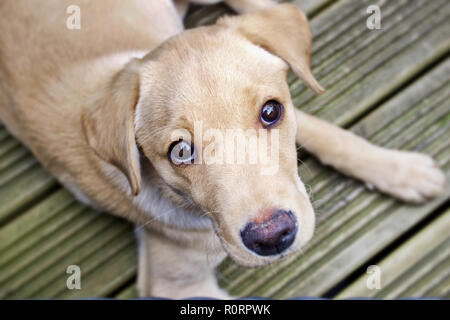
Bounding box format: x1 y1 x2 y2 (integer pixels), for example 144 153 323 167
0 214 133 298
0 165 56 225
0 190 77 266
0 146 29 172
58 244 137 299
0 137 19 159
424 272 450 298
397 246 449 298
0 155 37 187
52 237 136 298
115 283 138 299
294 0 450 126
336 209 450 298
0 126 9 142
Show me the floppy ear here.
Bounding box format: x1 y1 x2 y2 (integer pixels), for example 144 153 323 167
82 59 142 196
218 3 324 94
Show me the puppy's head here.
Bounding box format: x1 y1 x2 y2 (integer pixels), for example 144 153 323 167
83 4 323 267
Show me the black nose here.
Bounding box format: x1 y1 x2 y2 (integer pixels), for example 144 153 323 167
240 210 297 256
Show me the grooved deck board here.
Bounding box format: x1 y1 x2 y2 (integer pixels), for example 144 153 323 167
0 0 448 299
0 165 57 226
336 209 450 299
295 0 450 126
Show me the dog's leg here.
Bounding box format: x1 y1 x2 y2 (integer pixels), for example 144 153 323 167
295 109 447 203
136 227 230 299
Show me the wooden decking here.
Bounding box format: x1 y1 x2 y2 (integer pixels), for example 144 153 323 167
0 0 449 299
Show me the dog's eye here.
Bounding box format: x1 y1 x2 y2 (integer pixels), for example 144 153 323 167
168 140 194 165
260 100 283 127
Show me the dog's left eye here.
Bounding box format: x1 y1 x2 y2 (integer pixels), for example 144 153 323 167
260 100 283 127
168 140 194 165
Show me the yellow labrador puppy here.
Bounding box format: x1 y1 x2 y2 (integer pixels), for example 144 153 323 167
0 0 446 299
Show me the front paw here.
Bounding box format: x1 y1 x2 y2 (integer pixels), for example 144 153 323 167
368 150 447 203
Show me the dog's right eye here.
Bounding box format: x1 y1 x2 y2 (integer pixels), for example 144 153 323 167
168 140 194 165
260 100 283 127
